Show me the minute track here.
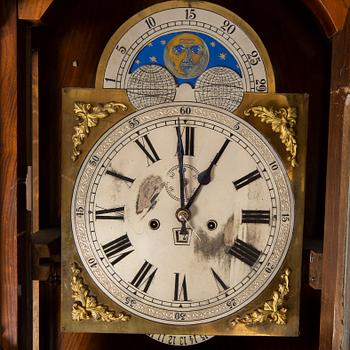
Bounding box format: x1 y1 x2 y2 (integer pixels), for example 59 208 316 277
72 103 293 325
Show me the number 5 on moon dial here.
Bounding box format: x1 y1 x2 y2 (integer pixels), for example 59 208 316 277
71 102 294 326
96 1 275 112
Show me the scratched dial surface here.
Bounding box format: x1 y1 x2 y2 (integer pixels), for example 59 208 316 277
71 103 294 325
95 1 275 112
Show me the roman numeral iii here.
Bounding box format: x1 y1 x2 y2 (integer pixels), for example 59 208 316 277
242 210 270 224
95 206 124 220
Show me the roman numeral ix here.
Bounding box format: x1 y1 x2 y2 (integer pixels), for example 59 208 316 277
95 206 124 220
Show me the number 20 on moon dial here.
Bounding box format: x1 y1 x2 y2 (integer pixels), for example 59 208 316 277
96 1 275 112
71 103 294 325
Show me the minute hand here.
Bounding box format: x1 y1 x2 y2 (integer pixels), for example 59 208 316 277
176 118 185 209
185 138 230 210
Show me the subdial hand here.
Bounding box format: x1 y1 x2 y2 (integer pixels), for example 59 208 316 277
182 216 201 241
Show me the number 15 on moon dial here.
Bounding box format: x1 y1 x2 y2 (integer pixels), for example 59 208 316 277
71 103 294 326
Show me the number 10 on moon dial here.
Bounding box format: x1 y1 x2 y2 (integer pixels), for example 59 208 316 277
71 103 294 326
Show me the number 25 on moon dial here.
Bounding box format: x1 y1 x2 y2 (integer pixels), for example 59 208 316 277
71 103 294 326
96 1 275 112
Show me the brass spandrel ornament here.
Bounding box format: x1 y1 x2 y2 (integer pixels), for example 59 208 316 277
71 263 130 323
231 268 291 327
244 107 298 167
71 101 127 161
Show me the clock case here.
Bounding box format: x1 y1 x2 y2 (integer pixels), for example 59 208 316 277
61 88 308 336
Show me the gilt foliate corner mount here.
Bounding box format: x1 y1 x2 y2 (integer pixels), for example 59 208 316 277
71 262 130 323
71 101 127 161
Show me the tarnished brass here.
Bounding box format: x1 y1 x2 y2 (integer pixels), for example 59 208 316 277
244 106 298 167
232 268 291 327
61 89 308 336
71 262 130 322
71 101 127 161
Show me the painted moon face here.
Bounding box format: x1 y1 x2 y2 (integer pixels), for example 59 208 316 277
164 33 209 79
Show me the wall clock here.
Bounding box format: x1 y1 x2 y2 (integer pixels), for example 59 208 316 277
61 88 307 338
95 1 275 112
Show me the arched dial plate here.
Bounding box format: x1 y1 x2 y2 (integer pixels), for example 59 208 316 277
95 1 275 112
71 102 294 326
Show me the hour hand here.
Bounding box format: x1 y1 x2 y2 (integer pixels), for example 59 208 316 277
185 138 230 209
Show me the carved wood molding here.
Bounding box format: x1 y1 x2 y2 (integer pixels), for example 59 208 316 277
303 0 350 37
18 0 54 21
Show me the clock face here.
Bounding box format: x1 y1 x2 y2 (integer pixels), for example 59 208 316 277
71 103 294 325
95 1 275 112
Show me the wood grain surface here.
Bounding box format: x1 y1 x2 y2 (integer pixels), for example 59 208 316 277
0 0 18 349
18 0 54 21
319 9 350 350
303 0 350 37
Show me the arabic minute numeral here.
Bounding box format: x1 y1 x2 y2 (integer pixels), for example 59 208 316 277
220 19 236 34
145 16 156 29
226 298 237 309
174 312 186 320
185 9 196 19
87 257 97 268
269 161 279 171
75 206 84 217
125 296 136 308
128 117 140 128
265 262 275 274
247 50 261 66
282 214 290 222
255 78 267 92
88 155 100 167
115 45 126 54
180 106 191 114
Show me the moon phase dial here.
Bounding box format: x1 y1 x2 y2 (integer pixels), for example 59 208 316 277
96 1 275 112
